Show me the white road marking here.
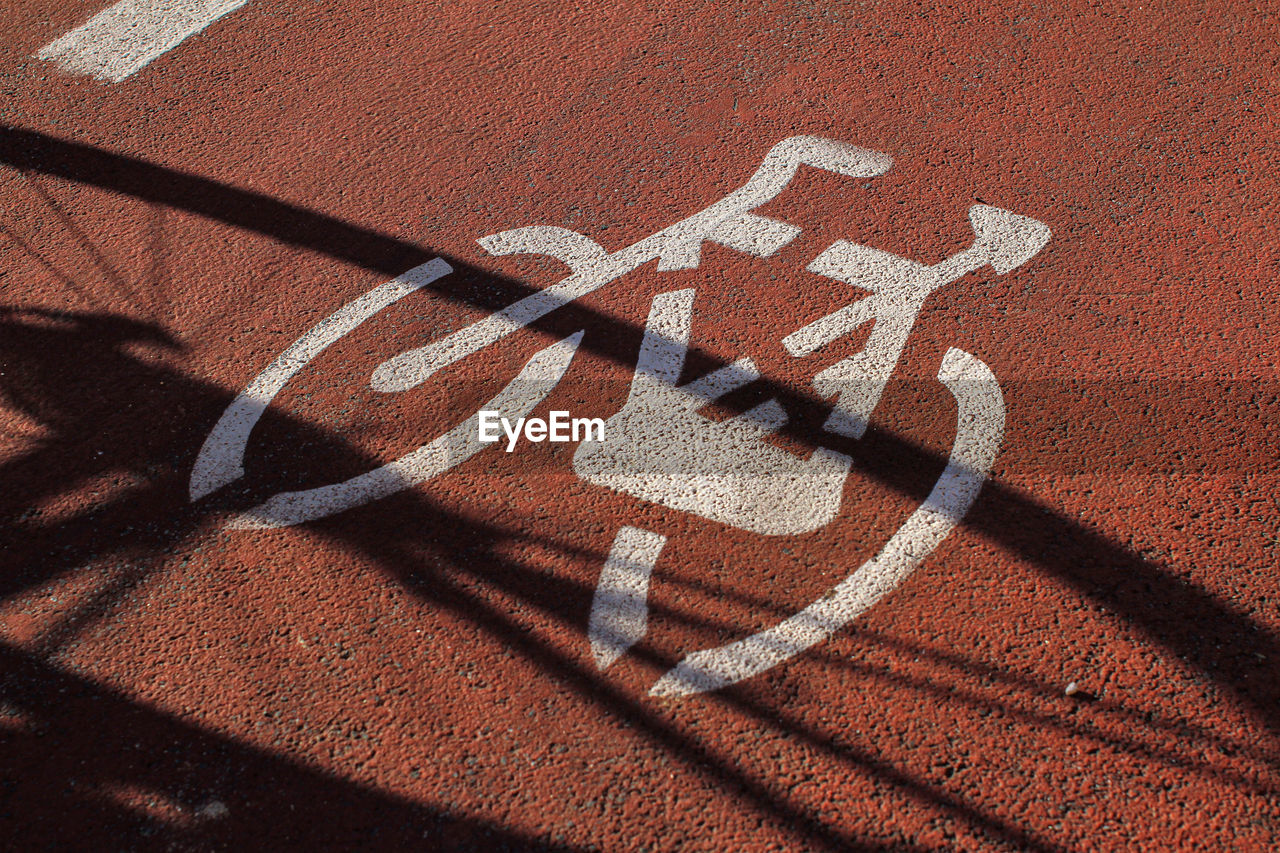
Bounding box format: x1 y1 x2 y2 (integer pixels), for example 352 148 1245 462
189 259 454 502
35 0 249 83
589 526 667 670
226 330 583 529
191 136 1051 692
784 205 1051 440
369 137 892 393
649 346 1007 697
573 289 853 536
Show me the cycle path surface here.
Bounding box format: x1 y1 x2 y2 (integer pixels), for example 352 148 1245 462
1 2 1278 849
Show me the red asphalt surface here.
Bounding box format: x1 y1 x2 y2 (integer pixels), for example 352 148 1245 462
2 2 1279 850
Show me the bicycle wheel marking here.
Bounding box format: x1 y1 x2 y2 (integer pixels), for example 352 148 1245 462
191 137 1050 694
649 348 1006 696
226 330 584 530
189 258 453 503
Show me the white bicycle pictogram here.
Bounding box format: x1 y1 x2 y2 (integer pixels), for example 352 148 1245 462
190 137 1051 695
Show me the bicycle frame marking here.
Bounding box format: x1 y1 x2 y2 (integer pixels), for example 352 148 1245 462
369 137 893 393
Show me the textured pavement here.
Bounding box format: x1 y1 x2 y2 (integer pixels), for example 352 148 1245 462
2 2 1279 849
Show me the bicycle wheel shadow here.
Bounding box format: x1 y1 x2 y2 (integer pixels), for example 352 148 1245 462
0 644 578 850
0 304 602 848
1 124 1278 848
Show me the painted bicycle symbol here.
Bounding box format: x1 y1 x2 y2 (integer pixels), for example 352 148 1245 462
190 137 1051 695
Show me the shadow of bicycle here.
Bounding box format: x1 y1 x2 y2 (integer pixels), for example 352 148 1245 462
1 125 1276 850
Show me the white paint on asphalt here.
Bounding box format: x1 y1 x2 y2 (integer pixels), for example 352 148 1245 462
190 259 454 503
573 288 853 536
369 137 892 393
227 330 583 529
590 526 667 670
192 137 1052 692
36 0 249 83
649 346 1007 696
785 204 1051 440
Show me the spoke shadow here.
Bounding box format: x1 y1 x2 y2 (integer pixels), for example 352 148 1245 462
0 642 578 851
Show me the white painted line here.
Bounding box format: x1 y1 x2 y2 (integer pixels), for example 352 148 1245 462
589 527 667 670
35 0 249 83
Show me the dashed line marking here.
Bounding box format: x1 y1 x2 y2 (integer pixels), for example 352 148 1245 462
35 0 248 83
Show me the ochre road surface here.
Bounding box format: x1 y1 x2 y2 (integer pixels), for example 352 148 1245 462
2 2 1278 849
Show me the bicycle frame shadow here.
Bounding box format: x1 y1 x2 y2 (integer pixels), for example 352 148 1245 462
1 125 1277 847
